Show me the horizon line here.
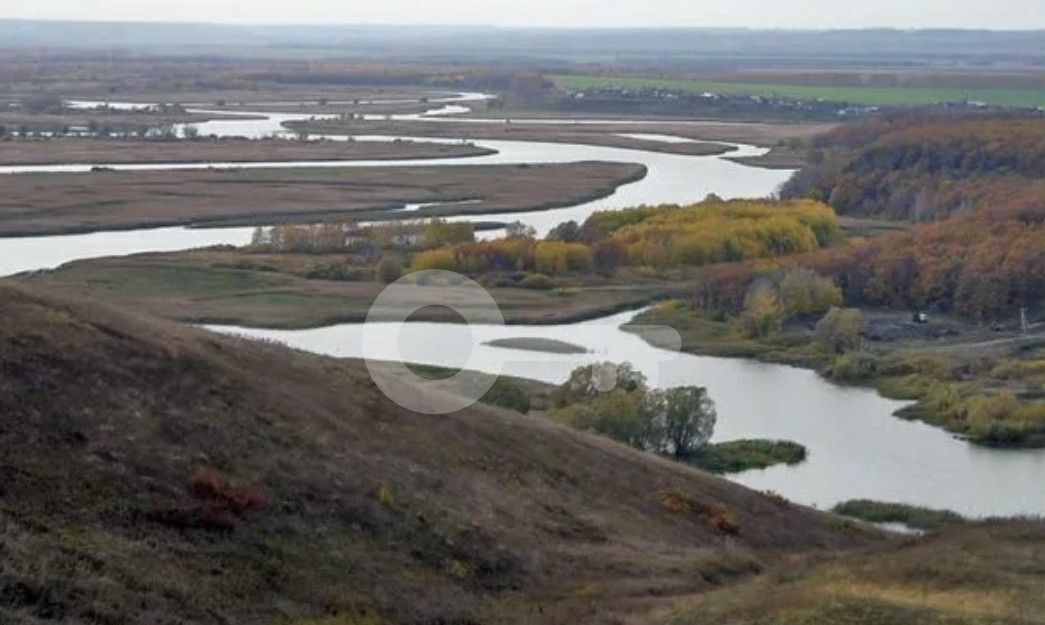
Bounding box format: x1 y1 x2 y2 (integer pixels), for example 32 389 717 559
1 17 1043 33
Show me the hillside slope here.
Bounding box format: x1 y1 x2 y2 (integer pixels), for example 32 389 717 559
0 284 873 625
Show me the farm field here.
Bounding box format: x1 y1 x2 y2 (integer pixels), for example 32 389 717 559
553 74 1045 108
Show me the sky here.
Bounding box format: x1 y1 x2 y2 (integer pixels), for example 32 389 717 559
1 0 1043 29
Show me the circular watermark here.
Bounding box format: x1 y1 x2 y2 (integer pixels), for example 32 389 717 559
362 270 505 414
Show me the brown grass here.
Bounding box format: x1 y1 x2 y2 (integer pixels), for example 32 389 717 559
0 161 645 236
18 249 662 327
289 116 837 150
0 283 876 624
666 520 1045 625
0 137 493 166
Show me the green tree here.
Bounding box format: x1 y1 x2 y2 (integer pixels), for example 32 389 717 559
551 390 653 449
546 220 582 242
505 221 536 239
646 387 717 459
551 362 647 408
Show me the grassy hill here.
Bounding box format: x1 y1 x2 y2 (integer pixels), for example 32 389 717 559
0 284 875 625
667 520 1045 625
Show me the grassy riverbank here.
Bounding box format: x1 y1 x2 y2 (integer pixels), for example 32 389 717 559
832 500 966 532
0 161 645 237
629 302 1045 447
484 337 590 354
15 250 662 328
688 440 807 475
0 137 496 166
667 519 1045 625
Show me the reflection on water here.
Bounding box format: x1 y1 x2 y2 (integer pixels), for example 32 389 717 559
206 310 1045 519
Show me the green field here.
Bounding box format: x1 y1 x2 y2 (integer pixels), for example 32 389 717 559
553 74 1045 108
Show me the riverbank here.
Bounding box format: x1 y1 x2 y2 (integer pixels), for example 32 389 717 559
627 302 1045 448
0 137 496 166
0 161 646 237
286 115 827 164
14 250 662 328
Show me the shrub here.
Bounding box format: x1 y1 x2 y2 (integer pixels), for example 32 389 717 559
304 261 370 282
778 268 843 317
550 390 653 450
518 273 554 290
832 499 965 531
534 241 593 274
377 257 404 283
423 219 475 247
151 468 267 532
481 378 533 413
815 307 867 353
823 352 881 382
689 440 807 474
411 248 458 272
550 362 648 408
706 504 741 536
739 287 785 338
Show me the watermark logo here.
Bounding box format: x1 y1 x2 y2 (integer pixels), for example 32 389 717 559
362 269 682 414
362 270 504 414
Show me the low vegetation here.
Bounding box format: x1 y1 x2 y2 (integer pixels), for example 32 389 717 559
412 198 841 277
689 440 808 475
0 161 646 236
832 500 966 532
635 301 1045 447
484 337 589 354
668 520 1045 625
0 284 877 624
20 249 660 328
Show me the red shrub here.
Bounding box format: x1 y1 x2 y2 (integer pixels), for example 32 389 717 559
151 468 267 532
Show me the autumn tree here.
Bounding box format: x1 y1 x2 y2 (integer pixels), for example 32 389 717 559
739 285 785 338
815 307 867 353
778 268 843 317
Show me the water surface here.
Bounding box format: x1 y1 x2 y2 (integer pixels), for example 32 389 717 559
206 310 1045 518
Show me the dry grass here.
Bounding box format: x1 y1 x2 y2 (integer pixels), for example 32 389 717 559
289 116 836 150
0 284 875 624
666 520 1045 625
0 161 645 236
0 137 493 166
18 249 661 327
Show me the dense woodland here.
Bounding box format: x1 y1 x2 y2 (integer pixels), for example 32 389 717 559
738 112 1045 323
412 199 840 276
783 112 1045 221
686 184 1044 323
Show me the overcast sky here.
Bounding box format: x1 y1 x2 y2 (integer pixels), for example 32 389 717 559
1 0 1043 29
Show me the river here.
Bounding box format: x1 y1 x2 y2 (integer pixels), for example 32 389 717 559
1 93 785 275
206 310 1045 519
4 93 1043 518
